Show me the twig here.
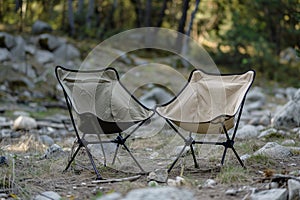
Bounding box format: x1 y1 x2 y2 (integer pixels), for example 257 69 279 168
91 175 141 184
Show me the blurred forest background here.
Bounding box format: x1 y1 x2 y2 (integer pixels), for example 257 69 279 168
0 0 299 86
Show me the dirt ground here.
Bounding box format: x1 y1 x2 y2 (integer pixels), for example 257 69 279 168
1 132 300 200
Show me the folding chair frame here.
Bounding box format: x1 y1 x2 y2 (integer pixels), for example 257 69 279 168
155 69 255 173
55 66 154 180
164 98 247 173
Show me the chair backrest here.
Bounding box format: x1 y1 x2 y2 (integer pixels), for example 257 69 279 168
156 69 255 126
55 66 154 134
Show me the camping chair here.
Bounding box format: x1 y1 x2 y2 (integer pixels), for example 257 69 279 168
55 66 154 179
155 69 255 172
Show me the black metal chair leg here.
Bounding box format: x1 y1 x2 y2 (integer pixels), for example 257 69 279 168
168 144 188 173
123 143 145 173
112 144 120 165
231 147 246 169
221 147 228 165
190 144 199 168
84 147 103 180
64 144 82 172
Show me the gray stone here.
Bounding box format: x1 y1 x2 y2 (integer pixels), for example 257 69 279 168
39 135 54 146
286 87 298 100
280 47 300 66
12 62 37 78
236 125 259 139
42 144 64 159
203 179 217 188
38 34 65 51
122 186 195 200
258 128 278 138
32 20 52 34
34 191 61 200
247 87 266 102
225 189 237 196
35 50 54 64
139 87 174 109
0 32 16 49
10 36 26 61
96 192 122 200
254 142 293 159
241 154 251 161
147 169 168 183
288 179 300 200
272 89 300 129
282 139 296 146
13 116 37 130
0 48 12 61
53 43 80 61
250 189 287 200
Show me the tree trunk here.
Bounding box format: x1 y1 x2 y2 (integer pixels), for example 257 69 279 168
178 0 190 34
186 0 200 36
130 0 142 27
156 0 169 27
68 0 75 36
86 0 94 29
61 0 66 31
144 0 152 27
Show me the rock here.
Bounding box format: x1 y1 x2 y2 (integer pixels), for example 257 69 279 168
282 139 296 146
13 116 37 130
250 189 287 200
10 36 26 61
139 87 174 109
286 87 298 100
35 49 54 64
32 20 52 34
96 192 122 200
247 87 266 102
0 48 12 62
236 125 259 139
203 179 217 188
39 135 54 146
241 154 251 161
225 189 237 196
0 32 16 49
258 128 278 138
53 43 80 61
13 111 30 117
42 144 64 159
147 169 168 183
272 89 300 129
12 62 37 78
0 156 8 166
253 142 293 159
38 34 65 51
288 179 300 200
122 186 195 200
34 191 61 200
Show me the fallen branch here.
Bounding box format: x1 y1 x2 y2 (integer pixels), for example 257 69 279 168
91 175 141 184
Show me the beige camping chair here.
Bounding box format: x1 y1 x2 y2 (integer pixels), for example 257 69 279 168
55 66 154 179
156 69 255 172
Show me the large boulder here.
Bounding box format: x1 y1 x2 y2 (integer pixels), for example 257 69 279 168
253 142 293 159
32 20 52 34
53 43 80 61
10 36 26 62
272 89 300 129
0 32 16 49
0 48 12 62
38 34 65 51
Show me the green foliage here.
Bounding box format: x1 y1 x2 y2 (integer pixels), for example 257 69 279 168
0 0 299 85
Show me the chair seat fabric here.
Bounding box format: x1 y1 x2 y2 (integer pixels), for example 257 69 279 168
156 70 255 134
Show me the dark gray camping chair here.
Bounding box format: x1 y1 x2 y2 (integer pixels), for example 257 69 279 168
156 69 255 172
55 66 154 179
